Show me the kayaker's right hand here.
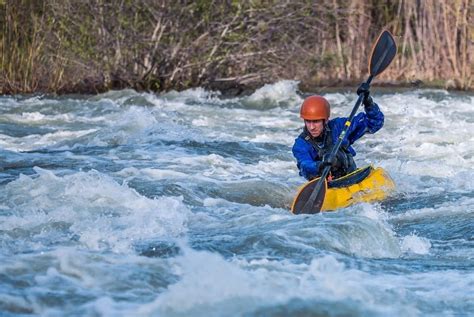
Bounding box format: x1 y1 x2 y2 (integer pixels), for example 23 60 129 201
319 154 338 172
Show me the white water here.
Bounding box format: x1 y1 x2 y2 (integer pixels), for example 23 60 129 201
1 82 473 316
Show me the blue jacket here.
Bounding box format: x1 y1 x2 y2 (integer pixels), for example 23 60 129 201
292 103 384 180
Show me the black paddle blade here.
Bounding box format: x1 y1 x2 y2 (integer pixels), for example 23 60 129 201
291 178 327 214
369 30 397 77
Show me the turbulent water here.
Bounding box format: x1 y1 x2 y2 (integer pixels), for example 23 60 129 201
1 81 473 316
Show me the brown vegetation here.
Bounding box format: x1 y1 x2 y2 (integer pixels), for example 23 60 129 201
0 0 472 95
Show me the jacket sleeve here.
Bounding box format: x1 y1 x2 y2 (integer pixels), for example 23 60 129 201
345 102 384 144
364 102 384 133
292 137 320 180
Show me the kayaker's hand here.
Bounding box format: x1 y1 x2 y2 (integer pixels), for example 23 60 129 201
357 82 375 109
319 154 339 172
357 82 370 98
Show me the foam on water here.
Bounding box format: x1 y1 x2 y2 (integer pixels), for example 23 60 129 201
1 84 473 316
319 205 402 258
163 87 222 101
0 129 99 152
0 246 175 316
153 245 471 315
87 106 160 147
243 80 302 109
169 154 296 181
401 234 431 255
377 92 473 174
391 196 474 221
0 167 190 253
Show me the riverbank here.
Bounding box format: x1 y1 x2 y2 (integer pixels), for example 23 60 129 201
4 77 469 99
1 1 471 96
208 78 472 98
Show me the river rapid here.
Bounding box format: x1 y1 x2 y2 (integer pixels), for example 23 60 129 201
1 81 473 316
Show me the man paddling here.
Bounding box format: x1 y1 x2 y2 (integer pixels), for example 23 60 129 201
292 84 384 181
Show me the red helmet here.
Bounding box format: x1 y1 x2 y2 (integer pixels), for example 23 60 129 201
300 95 330 120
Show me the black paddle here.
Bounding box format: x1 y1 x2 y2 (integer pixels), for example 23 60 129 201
297 30 397 214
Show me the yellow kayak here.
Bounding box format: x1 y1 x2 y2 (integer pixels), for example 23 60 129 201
291 166 395 213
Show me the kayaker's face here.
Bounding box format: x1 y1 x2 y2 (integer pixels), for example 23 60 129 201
305 119 325 138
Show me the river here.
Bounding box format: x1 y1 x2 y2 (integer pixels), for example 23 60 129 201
1 81 473 316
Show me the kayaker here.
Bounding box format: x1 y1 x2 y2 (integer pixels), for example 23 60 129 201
292 83 384 180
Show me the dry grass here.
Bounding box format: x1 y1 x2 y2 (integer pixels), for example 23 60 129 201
0 0 472 94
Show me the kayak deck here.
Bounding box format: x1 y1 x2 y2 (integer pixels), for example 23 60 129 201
291 166 395 213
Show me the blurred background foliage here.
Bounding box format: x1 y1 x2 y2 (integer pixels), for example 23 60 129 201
0 0 472 94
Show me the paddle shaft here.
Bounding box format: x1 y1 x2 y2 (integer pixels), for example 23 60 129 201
300 75 374 213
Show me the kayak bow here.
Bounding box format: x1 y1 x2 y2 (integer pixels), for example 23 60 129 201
291 166 395 213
